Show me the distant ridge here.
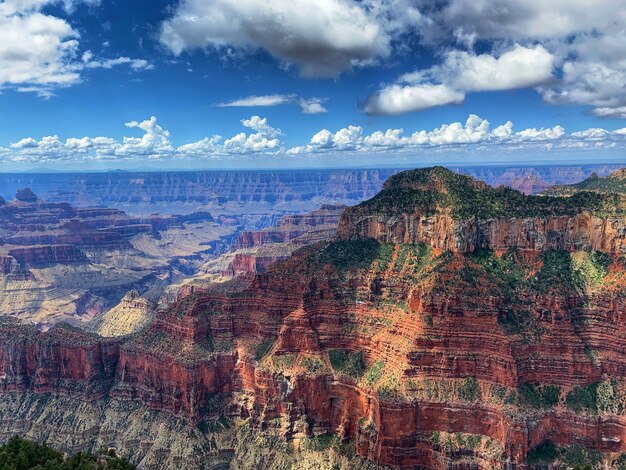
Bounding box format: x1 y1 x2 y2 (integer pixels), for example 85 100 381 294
543 167 626 196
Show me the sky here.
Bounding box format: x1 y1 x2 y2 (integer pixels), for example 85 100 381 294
1 0 626 171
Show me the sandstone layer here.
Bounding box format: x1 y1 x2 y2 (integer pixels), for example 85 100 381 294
2 168 626 469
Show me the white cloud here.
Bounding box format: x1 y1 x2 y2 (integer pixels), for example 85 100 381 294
441 0 622 41
593 107 626 120
175 136 222 157
539 60 626 117
514 125 565 142
299 98 328 114
0 0 151 96
240 116 281 138
118 117 174 158
217 94 327 114
81 53 152 71
159 0 422 77
365 45 554 115
570 128 610 140
289 114 626 155
430 0 626 118
4 115 626 164
438 45 554 92
177 116 283 157
0 10 80 89
364 84 464 115
218 94 295 107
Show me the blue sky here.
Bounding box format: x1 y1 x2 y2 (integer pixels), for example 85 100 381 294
1 0 625 170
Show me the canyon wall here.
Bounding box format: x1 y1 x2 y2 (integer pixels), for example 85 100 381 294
338 211 626 254
2 167 626 469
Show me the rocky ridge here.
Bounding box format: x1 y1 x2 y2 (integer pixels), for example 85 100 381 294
543 168 626 197
0 189 230 328
2 168 626 468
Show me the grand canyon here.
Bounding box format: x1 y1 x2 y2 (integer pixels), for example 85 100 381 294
3 1 625 468
0 166 625 469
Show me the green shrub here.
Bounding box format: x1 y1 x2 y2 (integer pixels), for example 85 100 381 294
302 433 338 452
527 441 558 464
596 380 619 414
566 383 598 412
254 339 274 361
301 356 328 374
533 250 585 295
328 349 365 379
351 167 625 221
458 377 481 403
0 436 135 469
517 383 561 408
272 354 298 370
362 361 385 387
309 239 392 273
573 251 612 287
560 445 602 468
566 380 620 414
489 384 507 404
613 453 626 470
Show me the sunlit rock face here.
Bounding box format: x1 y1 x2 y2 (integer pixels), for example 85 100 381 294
2 168 626 469
0 189 226 328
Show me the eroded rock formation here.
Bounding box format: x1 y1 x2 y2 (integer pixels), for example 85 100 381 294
2 168 626 469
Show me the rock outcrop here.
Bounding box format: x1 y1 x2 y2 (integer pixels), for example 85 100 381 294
235 204 344 250
338 167 626 254
0 191 226 328
2 168 626 469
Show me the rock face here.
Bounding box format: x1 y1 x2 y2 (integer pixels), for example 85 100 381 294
338 212 626 254
0 318 119 397
87 290 154 337
0 170 400 217
14 188 39 203
0 191 226 328
235 204 345 250
3 167 626 469
338 167 626 255
8 245 88 265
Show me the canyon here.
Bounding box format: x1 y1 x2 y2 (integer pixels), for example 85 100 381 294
0 189 232 329
1 166 626 468
0 165 620 216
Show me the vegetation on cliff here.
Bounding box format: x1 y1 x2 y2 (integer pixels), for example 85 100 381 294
346 166 626 219
543 168 626 196
0 436 135 469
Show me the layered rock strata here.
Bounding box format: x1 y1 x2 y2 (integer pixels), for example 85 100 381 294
2 168 626 469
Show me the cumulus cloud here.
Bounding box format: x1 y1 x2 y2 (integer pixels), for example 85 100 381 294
4 115 286 161
0 0 151 96
539 60 626 117
365 45 554 115
429 0 626 118
4 114 626 164
159 0 422 77
593 107 626 120
436 45 554 92
364 84 464 115
441 0 621 41
299 98 328 114
289 115 625 155
175 115 284 157
217 94 328 114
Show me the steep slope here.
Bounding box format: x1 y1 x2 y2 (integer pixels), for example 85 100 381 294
2 168 626 469
338 166 626 253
